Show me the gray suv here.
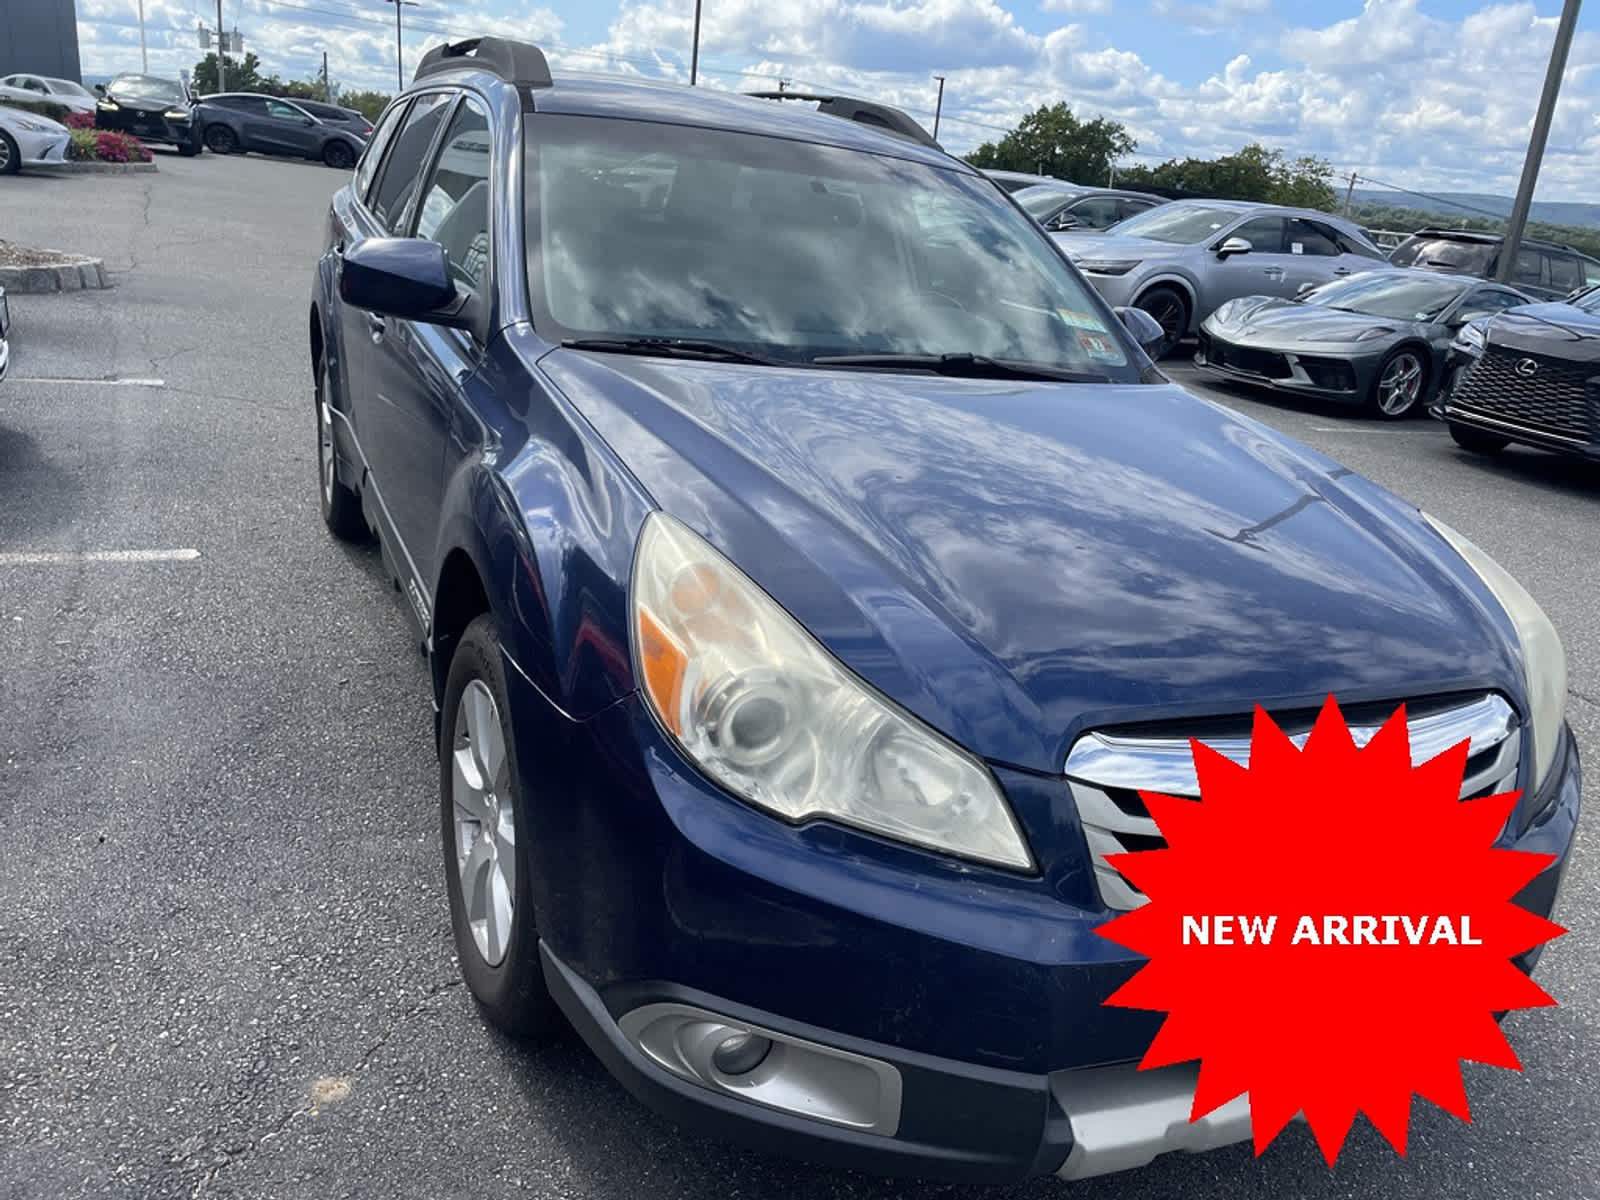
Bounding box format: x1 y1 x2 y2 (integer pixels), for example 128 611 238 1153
1055 200 1388 356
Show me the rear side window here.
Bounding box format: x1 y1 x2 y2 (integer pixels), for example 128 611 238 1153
413 97 492 293
1583 258 1600 287
354 101 409 202
1287 218 1340 256
1511 250 1545 288
1546 252 1582 294
368 93 453 233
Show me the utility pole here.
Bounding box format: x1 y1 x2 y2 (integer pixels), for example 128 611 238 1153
932 75 945 139
1343 170 1357 218
384 0 418 91
137 0 148 71
689 0 703 85
1498 0 1582 283
322 51 330 101
216 0 226 92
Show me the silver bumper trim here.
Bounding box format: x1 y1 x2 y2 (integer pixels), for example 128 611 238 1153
1052 1062 1255 1180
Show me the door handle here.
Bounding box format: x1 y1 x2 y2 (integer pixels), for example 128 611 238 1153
366 312 386 340
1263 266 1285 279
1333 267 1353 276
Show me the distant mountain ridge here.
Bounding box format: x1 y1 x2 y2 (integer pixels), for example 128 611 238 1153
1349 188 1600 230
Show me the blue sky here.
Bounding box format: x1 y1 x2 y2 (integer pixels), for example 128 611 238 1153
74 0 1600 200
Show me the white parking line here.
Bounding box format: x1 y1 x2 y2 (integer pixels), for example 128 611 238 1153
0 548 200 566
9 377 165 387
1308 426 1418 433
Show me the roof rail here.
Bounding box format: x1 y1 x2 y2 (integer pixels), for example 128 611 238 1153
746 91 942 151
415 36 553 89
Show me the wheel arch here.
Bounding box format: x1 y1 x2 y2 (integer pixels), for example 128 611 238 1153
1131 275 1198 329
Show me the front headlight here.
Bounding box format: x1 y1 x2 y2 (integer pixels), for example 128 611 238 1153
1422 514 1566 791
164 108 190 121
96 98 119 111
632 512 1035 871
12 116 52 132
1452 319 1487 356
1354 326 1397 341
1078 259 1141 276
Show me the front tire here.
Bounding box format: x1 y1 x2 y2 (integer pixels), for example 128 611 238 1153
0 131 19 175
322 140 355 170
177 127 201 157
1134 285 1190 359
440 615 564 1039
1449 422 1510 455
316 358 367 541
1369 347 1428 419
204 125 237 154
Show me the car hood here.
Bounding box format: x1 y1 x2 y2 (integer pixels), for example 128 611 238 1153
0 105 68 133
1052 232 1185 263
540 350 1522 772
105 85 187 109
1493 302 1600 339
1209 297 1423 341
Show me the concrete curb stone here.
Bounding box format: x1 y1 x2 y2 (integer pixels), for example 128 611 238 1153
40 161 158 175
0 257 110 293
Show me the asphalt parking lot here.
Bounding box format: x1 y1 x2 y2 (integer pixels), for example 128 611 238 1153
0 153 1595 1200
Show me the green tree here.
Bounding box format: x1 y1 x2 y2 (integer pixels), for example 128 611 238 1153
192 51 265 95
338 89 393 121
965 102 1136 186
1118 144 1337 211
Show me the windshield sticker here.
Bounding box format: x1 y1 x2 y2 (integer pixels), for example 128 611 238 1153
1076 328 1124 362
1291 242 1304 254
1057 308 1110 332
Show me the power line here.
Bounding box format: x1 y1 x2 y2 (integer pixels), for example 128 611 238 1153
1350 173 1510 222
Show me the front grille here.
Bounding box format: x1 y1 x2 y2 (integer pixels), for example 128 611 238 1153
1449 346 1597 443
1206 336 1291 379
1065 694 1520 910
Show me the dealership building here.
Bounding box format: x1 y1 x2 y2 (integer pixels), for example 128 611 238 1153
0 0 83 83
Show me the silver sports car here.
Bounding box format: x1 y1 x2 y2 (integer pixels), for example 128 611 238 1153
1194 268 1532 419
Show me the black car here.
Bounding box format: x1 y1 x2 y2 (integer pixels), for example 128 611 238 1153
94 73 201 155
1011 182 1166 232
296 98 375 139
1434 288 1600 459
1389 227 1600 302
195 93 367 168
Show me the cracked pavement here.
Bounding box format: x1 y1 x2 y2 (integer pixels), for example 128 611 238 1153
0 152 1595 1200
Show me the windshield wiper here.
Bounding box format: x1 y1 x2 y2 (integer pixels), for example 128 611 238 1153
561 337 783 366
810 352 1109 382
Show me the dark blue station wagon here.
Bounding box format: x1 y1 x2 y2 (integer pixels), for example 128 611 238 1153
309 38 1581 1183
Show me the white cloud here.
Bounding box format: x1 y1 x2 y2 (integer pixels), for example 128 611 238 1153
1149 0 1272 33
1038 0 1111 14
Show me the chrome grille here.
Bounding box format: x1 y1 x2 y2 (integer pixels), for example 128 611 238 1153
1449 347 1596 443
1065 694 1520 911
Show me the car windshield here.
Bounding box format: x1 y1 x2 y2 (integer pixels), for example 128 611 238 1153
1388 237 1496 275
1014 185 1082 219
1107 203 1245 244
1302 273 1467 321
46 78 94 98
110 74 184 102
526 115 1141 379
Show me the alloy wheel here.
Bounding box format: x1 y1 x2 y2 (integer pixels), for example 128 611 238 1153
317 398 335 507
1377 352 1424 416
0 138 12 173
451 679 516 967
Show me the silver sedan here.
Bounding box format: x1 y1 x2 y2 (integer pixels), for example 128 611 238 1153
1054 200 1389 357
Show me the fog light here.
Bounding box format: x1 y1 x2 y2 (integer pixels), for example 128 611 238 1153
711 1032 772 1076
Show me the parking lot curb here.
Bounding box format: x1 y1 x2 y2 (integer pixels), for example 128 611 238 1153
0 257 110 292
43 161 159 175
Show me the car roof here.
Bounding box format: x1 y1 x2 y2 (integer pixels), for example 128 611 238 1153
1403 226 1593 258
502 72 961 169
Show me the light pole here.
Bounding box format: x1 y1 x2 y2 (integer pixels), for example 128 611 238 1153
932 75 945 139
137 0 148 72
689 0 703 85
384 0 420 92
1497 0 1582 284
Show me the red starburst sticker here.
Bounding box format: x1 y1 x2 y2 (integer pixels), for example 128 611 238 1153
1096 695 1565 1165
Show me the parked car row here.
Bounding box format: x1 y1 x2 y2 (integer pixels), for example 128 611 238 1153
0 103 73 173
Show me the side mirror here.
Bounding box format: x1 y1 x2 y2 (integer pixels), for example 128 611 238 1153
1115 306 1167 358
301 116 315 126
339 238 469 329
93 83 106 96
1294 281 1317 299
1048 212 1080 232
1216 236 1252 259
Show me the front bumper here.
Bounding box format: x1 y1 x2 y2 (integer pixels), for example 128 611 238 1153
1195 329 1380 403
13 128 71 168
95 106 193 147
515 662 1581 1183
1434 350 1600 460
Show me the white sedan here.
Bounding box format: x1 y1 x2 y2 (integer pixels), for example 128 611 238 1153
0 74 99 115
0 105 72 174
